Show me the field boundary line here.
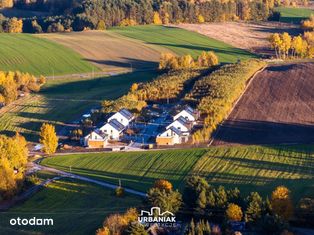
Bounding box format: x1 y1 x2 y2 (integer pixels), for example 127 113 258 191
208 64 268 146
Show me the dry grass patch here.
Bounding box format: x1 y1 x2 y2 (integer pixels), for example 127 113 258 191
37 31 168 72
177 22 301 56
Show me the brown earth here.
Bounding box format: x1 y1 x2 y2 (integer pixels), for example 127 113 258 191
213 62 314 145
177 22 301 56
37 31 169 72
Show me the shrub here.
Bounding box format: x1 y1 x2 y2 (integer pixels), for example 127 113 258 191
153 179 173 192
226 203 243 222
115 186 125 197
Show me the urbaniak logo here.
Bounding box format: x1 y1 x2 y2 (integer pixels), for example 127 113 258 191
138 207 177 227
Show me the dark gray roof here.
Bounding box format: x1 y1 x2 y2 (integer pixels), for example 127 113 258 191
109 119 125 132
169 126 182 136
119 109 133 120
185 106 195 115
177 116 188 125
94 129 107 138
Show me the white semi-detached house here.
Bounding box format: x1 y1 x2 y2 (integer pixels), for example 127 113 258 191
108 108 134 127
166 116 191 135
83 130 108 148
173 106 199 124
99 119 125 140
156 126 188 145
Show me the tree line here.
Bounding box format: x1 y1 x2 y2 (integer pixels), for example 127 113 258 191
269 32 314 59
185 59 266 144
96 176 312 235
0 71 45 105
0 133 28 200
159 51 219 70
1 0 276 33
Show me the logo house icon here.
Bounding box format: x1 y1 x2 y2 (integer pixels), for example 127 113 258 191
138 207 176 224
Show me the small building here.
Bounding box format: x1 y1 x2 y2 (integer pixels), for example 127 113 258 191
108 108 134 127
99 119 125 140
156 126 188 145
83 130 108 148
166 116 191 135
173 106 199 123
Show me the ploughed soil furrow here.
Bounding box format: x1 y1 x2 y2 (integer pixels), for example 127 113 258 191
213 62 314 145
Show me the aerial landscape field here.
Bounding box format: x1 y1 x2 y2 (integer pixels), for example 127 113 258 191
37 30 167 72
213 62 314 146
1 0 314 234
0 34 97 76
112 25 257 63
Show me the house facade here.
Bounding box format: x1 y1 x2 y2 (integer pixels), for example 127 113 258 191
108 108 134 127
99 119 125 140
166 116 191 135
173 106 199 123
156 126 188 145
83 131 108 148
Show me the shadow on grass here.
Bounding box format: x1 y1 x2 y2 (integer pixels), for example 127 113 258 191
214 119 314 145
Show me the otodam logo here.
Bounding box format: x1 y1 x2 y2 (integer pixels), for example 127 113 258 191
138 207 176 225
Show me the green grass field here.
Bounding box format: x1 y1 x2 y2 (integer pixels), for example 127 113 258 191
112 25 257 63
274 6 314 23
0 34 97 76
42 149 207 192
0 70 159 141
0 178 142 235
41 145 314 200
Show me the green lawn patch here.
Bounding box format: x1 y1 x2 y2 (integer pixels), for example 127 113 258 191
274 6 314 24
0 178 142 235
41 148 208 192
0 34 98 76
111 25 257 63
41 145 314 200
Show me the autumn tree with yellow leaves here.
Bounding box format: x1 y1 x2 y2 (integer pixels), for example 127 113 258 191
0 71 45 105
301 14 314 31
153 11 162 25
0 0 13 8
270 32 314 59
0 133 28 200
226 203 243 221
159 51 219 70
39 123 58 155
5 17 23 33
271 186 294 221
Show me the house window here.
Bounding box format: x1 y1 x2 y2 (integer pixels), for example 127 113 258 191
111 130 113 133
95 136 97 140
121 119 123 122
104 130 107 132
178 127 181 130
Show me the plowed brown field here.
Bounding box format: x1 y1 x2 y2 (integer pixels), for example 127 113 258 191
213 62 314 145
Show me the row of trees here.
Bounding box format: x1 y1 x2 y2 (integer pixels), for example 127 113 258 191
0 133 28 200
269 32 314 59
2 0 276 33
185 59 266 143
0 71 45 105
96 177 306 234
159 51 219 70
100 69 204 118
